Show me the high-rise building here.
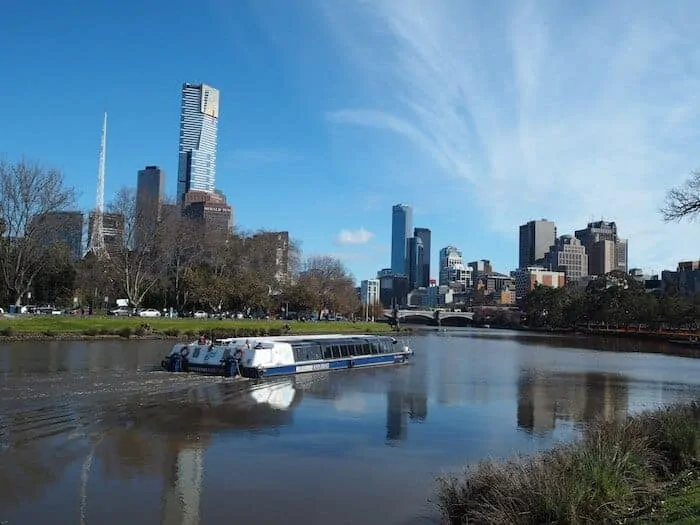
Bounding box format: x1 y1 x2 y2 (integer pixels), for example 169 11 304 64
87 212 124 254
135 165 166 249
183 190 232 234
544 235 588 281
177 83 220 203
250 231 291 284
574 221 627 275
391 204 413 275
30 211 84 261
519 219 556 268
360 279 380 305
407 236 424 290
467 260 493 277
413 227 431 288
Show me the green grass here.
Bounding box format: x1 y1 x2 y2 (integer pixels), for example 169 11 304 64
434 402 700 525
0 315 397 338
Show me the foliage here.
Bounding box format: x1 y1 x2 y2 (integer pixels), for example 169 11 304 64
523 270 700 329
0 167 363 318
434 401 700 525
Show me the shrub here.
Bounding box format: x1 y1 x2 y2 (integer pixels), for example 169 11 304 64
0 326 15 336
82 328 99 336
435 401 700 525
116 327 132 338
42 330 56 337
163 328 180 337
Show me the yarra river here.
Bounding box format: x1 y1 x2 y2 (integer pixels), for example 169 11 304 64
1 329 700 524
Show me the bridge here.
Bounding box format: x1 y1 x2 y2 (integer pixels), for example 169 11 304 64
382 309 474 323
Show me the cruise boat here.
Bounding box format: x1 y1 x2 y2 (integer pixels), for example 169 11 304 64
161 334 413 378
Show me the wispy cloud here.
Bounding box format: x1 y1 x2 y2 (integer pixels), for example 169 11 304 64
318 0 700 272
335 227 374 245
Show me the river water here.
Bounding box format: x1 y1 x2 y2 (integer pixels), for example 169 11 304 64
1 329 700 525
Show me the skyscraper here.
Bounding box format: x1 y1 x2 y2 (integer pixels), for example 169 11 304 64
391 204 413 275
135 166 166 249
177 83 220 204
519 219 556 268
407 236 424 290
574 221 628 275
414 227 431 288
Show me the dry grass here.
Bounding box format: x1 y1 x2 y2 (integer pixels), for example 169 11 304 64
434 402 700 524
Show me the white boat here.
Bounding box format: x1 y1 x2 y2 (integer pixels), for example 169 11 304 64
161 334 413 378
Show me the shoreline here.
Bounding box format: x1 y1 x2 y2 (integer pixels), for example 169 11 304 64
0 316 404 342
435 401 700 524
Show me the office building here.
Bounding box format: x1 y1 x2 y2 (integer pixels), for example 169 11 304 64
413 227 431 288
360 279 380 305
177 83 220 203
574 220 628 275
467 259 493 277
390 204 413 275
183 190 232 234
514 266 566 302
519 219 556 268
135 165 166 248
29 211 83 260
250 231 291 284
438 245 464 285
544 235 588 281
87 212 124 254
407 236 424 290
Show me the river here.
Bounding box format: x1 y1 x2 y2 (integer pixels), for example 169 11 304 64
1 329 700 525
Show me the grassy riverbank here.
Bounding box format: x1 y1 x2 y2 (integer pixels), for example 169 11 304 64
435 401 700 524
0 315 398 340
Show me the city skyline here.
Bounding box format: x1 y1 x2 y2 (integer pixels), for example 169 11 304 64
2 1 700 281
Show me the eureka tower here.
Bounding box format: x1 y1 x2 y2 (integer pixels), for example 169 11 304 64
177 82 220 203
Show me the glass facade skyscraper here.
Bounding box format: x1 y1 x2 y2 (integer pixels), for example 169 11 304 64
177 83 220 203
391 204 413 275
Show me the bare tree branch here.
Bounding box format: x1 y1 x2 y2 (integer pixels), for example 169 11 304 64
661 170 700 222
0 158 76 305
105 186 178 308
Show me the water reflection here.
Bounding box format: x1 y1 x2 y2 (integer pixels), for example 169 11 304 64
2 335 700 525
517 370 629 435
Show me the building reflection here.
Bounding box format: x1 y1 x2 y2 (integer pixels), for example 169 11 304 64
517 370 629 435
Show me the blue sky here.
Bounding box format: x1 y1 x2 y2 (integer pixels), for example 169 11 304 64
2 0 700 282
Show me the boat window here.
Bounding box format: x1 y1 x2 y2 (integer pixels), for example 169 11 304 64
322 344 333 359
361 343 371 355
339 344 350 357
193 348 201 358
352 344 360 356
292 343 323 362
370 342 380 354
331 345 341 358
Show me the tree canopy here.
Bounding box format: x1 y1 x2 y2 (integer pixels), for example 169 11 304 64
523 271 699 329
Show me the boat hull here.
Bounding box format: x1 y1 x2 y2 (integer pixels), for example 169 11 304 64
240 351 412 379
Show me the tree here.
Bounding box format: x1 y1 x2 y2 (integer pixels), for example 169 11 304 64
184 231 238 312
661 171 700 221
31 244 76 306
296 256 359 318
105 187 176 308
0 159 76 306
163 212 201 312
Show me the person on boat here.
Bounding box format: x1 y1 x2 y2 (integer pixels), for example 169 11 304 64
198 335 206 345
245 339 251 350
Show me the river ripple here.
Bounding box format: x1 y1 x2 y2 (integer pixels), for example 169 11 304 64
1 329 699 525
